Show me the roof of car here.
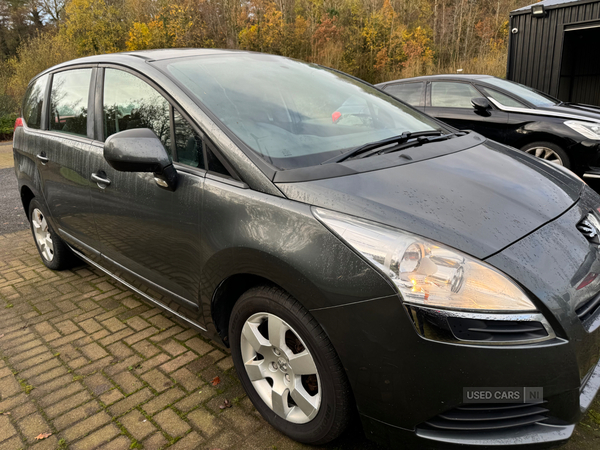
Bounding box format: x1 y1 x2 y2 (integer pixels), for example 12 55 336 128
376 74 495 86
511 0 582 14
37 48 251 77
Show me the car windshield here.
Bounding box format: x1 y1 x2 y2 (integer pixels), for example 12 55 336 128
484 78 559 108
162 54 445 170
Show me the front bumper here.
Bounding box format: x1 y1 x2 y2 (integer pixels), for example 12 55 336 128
311 185 600 448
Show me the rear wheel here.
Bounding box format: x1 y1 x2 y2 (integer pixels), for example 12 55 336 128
522 141 570 168
29 198 76 270
229 286 351 444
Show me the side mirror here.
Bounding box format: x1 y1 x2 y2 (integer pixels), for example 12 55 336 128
471 97 491 115
104 128 177 191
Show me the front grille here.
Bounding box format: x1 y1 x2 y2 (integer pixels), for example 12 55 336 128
447 317 548 342
421 403 549 432
576 292 600 323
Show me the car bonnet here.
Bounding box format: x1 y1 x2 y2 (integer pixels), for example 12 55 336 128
277 140 583 260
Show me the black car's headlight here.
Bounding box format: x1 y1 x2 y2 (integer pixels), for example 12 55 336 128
564 120 600 140
314 208 537 312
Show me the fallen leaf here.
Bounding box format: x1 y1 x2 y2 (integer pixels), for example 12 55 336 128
0 412 10 415
0 334 4 339
35 432 52 440
219 399 232 410
211 376 221 386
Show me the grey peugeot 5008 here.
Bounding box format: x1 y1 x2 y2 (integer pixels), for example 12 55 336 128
12 49 600 448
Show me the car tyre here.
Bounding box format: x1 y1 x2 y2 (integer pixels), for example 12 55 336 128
522 141 570 168
29 198 76 270
229 286 351 445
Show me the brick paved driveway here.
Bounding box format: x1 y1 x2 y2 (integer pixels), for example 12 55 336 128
1 144 600 449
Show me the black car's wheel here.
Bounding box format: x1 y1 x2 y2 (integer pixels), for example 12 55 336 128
229 286 351 444
29 198 76 270
522 141 570 168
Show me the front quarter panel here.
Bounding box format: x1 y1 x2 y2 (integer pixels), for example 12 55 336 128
199 176 397 329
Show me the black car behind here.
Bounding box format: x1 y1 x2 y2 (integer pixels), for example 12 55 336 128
376 75 600 178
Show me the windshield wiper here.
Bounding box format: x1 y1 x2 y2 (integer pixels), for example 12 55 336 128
322 130 451 164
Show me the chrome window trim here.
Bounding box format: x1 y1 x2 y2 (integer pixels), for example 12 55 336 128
487 97 600 124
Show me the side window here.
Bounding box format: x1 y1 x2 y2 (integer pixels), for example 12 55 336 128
50 69 92 137
103 69 171 154
174 110 204 169
481 87 528 108
22 74 49 130
431 82 481 108
384 82 424 107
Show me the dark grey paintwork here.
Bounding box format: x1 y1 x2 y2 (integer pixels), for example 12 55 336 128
11 50 600 449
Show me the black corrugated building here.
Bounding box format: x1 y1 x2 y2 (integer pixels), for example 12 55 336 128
507 0 600 106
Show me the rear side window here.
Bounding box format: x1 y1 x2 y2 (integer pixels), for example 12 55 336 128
480 87 527 108
431 82 481 108
384 82 424 107
50 69 92 137
103 69 171 154
22 74 49 130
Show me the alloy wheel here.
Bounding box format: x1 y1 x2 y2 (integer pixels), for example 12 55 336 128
240 312 321 424
524 146 564 166
32 208 54 261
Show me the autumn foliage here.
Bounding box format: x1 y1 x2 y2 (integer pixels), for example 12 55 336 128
0 0 532 111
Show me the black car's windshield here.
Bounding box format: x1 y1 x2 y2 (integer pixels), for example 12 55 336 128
484 78 559 108
163 53 446 169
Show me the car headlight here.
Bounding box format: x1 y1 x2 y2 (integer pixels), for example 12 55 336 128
564 120 600 140
314 208 537 312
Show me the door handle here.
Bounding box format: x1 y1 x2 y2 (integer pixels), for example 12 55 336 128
36 154 48 164
91 172 111 188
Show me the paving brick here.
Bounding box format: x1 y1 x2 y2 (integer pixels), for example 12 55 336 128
107 341 133 359
99 388 124 406
124 327 158 346
154 408 190 437
149 326 184 343
160 351 196 373
0 437 22 450
99 435 131 450
101 317 126 333
173 387 218 413
159 339 187 356
39 382 85 408
85 373 114 396
112 371 143 395
137 353 170 373
169 431 205 449
71 423 120 450
185 337 213 356
132 340 160 358
62 411 112 442
80 342 109 360
141 369 174 393
143 432 168 450
0 375 21 398
108 388 153 416
79 318 103 333
142 388 185 415
54 402 102 430
147 314 175 330
120 409 156 440
104 355 143 377
172 368 203 392
19 357 61 379
0 415 17 442
55 319 80 335
46 390 92 418
121 297 142 309
17 412 49 440
188 408 224 438
217 356 235 371
126 316 150 331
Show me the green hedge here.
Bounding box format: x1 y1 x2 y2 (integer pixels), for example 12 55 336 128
0 113 18 141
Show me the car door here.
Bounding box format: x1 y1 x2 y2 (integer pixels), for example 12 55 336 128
425 81 510 143
87 67 207 316
36 67 98 248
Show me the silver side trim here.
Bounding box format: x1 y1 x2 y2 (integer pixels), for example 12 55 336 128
583 173 600 179
69 246 207 332
487 97 600 124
